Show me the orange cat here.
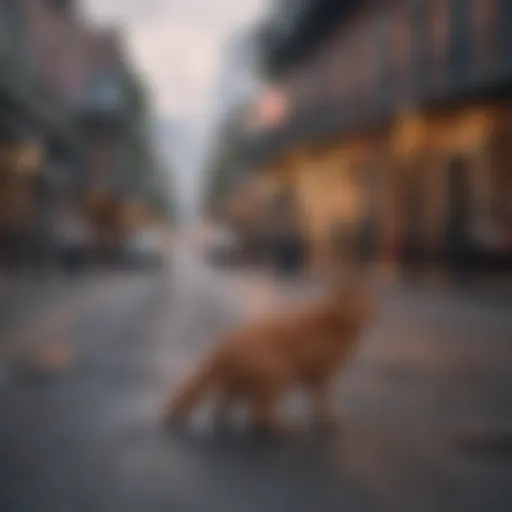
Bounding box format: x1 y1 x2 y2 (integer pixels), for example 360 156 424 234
163 282 376 433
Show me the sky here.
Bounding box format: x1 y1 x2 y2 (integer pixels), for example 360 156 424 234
83 0 266 218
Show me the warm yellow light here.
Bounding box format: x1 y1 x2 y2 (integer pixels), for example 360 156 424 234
452 110 492 150
14 144 43 175
393 112 425 158
122 201 147 229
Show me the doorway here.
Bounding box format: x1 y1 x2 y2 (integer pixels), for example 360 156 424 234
401 166 425 270
444 156 472 272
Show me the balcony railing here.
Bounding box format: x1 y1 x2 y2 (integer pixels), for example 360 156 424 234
242 0 512 168
411 0 429 99
83 77 125 112
0 4 72 139
499 0 512 79
448 0 472 95
260 0 362 77
74 70 128 121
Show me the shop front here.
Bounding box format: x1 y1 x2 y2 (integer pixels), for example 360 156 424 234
387 106 499 274
0 139 44 271
291 142 368 272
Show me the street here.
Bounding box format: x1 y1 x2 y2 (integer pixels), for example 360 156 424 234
0 241 511 512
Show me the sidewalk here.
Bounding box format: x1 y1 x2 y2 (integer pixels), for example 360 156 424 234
217 260 512 314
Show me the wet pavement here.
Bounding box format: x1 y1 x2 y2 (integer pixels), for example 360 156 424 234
0 243 511 511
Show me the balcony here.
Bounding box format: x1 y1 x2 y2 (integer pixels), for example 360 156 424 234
79 72 125 108
238 105 367 171
498 0 512 81
0 48 71 142
245 0 512 169
260 0 361 77
75 71 129 134
81 74 126 113
0 8 76 148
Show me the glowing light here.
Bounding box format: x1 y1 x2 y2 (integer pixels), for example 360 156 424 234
252 87 290 129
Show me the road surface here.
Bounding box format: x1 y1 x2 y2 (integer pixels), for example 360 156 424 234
0 242 511 511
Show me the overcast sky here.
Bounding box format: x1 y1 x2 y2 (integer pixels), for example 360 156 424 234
83 0 266 218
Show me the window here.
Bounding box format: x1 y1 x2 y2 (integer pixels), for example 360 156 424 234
325 31 344 103
350 21 375 111
303 59 323 110
449 0 472 87
428 0 449 91
499 0 512 73
46 0 72 12
472 0 498 76
411 0 429 97
351 31 367 109
297 68 315 110
361 20 377 108
390 4 412 105
343 28 360 113
376 10 392 107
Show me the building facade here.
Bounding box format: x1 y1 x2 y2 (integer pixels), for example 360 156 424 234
0 1 166 270
0 0 80 270
204 27 264 218
243 0 512 273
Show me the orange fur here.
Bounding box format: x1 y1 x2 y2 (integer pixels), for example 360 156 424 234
164 282 376 432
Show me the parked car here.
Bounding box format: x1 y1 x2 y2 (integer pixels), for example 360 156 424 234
124 230 164 269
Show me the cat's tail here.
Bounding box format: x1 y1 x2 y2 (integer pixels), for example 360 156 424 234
163 357 219 425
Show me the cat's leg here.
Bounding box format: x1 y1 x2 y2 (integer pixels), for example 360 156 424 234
213 392 236 429
248 394 293 435
308 378 339 429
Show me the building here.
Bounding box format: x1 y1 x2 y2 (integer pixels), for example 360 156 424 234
204 27 264 218
0 1 166 270
75 27 162 256
0 0 81 270
240 0 512 273
213 29 261 122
